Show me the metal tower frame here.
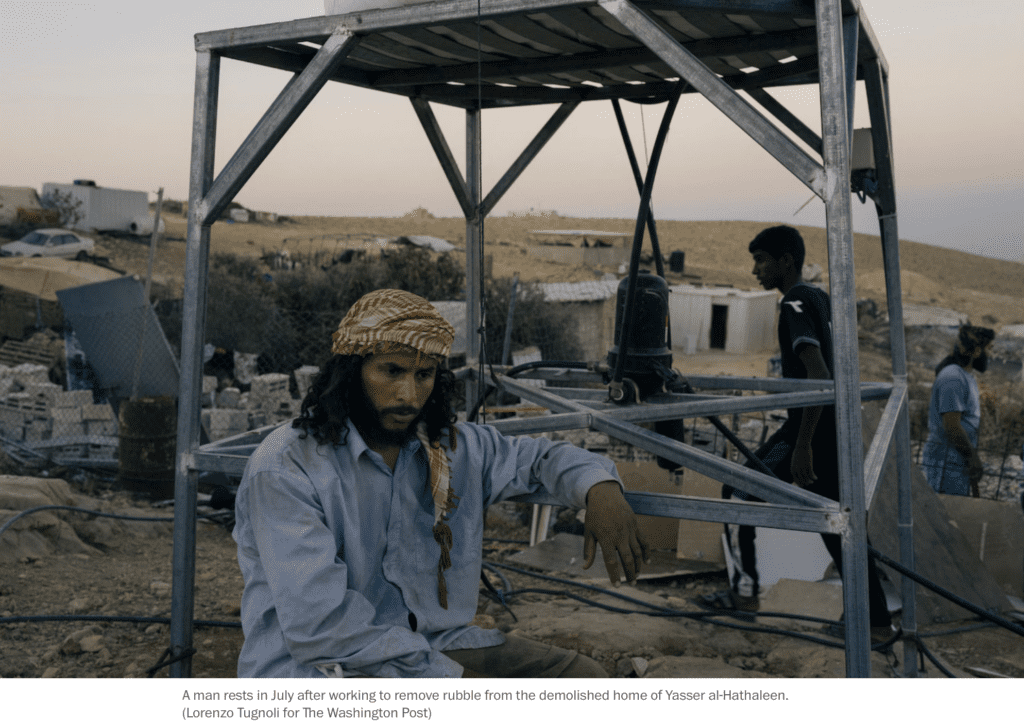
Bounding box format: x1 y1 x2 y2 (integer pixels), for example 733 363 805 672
173 0 916 678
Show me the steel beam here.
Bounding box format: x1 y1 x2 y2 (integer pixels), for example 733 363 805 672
410 98 474 218
465 107 484 411
603 0 826 197
862 381 906 507
745 88 823 156
519 490 846 533
198 32 356 226
816 0 870 678
498 373 839 509
480 101 580 217
865 56 917 677
171 48 220 679
843 14 859 154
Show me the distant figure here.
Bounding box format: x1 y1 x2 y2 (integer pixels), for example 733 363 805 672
922 325 995 497
712 225 895 642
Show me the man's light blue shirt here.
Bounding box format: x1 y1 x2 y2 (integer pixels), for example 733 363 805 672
922 364 980 495
232 419 620 678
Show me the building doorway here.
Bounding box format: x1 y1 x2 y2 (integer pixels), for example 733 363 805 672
710 304 728 350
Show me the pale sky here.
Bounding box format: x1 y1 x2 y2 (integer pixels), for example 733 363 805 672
2 0 1021 261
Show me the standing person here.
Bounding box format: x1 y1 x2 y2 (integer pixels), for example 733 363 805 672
922 325 995 497
712 225 896 642
232 289 649 678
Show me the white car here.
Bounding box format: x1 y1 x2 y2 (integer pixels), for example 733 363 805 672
0 228 95 260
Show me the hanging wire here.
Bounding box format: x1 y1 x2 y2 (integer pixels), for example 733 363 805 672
473 0 488 425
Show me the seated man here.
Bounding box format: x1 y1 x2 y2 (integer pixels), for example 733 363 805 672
233 289 649 678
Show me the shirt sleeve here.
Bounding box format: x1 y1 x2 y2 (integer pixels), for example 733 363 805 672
238 460 462 678
934 370 969 416
457 423 622 508
780 291 822 355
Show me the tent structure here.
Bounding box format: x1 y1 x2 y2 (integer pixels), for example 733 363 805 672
172 0 916 678
0 257 122 303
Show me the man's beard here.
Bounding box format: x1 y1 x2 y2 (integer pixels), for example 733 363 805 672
349 384 422 447
972 352 988 373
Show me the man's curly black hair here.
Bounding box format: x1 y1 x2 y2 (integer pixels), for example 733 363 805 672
293 354 458 447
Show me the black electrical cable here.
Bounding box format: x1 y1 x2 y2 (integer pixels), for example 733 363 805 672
915 639 957 678
0 614 240 629
0 504 228 541
868 545 1024 638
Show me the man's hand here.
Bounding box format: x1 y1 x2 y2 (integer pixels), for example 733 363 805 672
790 443 817 488
968 452 983 497
582 481 650 586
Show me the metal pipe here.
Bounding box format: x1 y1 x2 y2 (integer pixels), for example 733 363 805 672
171 48 220 679
611 98 666 279
465 107 483 413
816 0 871 677
865 55 918 677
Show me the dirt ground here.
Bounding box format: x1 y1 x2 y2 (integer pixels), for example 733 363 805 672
2 214 1023 680
2 485 1023 680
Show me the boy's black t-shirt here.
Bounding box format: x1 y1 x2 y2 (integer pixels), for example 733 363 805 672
777 282 836 442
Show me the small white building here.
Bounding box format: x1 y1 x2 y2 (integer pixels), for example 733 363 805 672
669 284 778 354
41 181 159 234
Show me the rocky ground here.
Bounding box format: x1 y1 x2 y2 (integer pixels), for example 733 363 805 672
1 476 1022 680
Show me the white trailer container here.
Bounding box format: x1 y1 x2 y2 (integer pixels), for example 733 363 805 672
41 181 160 234
669 284 778 354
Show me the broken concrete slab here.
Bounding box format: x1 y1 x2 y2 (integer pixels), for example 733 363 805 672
864 405 1012 622
937 495 1024 598
760 578 844 630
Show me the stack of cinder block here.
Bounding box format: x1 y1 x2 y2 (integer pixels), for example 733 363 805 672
293 365 319 401
248 373 293 425
0 364 60 442
201 407 250 442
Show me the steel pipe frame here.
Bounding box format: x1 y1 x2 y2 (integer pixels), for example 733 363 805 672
177 0 907 679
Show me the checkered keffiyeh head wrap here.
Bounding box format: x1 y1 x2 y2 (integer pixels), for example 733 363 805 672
331 288 454 360
332 289 459 608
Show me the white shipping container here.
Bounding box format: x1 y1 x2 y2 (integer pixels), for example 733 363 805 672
42 182 151 233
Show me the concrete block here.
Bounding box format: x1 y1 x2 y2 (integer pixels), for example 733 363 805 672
85 419 118 436
10 363 49 387
52 419 86 439
81 403 114 421
251 373 290 398
217 387 242 409
0 407 23 436
760 578 844 629
54 390 94 408
293 365 320 400
51 406 82 423
23 381 61 404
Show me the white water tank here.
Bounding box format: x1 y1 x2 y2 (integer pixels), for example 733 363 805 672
325 0 430 13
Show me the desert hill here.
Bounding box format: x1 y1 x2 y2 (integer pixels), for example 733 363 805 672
104 213 1024 329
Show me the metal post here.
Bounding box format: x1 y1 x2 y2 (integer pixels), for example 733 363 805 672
610 99 666 278
816 0 871 677
611 87 681 393
865 57 918 677
465 108 483 411
170 49 220 678
843 15 859 155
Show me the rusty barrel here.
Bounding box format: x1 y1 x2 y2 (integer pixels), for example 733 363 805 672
118 396 176 496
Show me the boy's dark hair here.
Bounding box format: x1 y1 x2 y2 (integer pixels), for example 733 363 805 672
748 225 806 270
293 354 457 447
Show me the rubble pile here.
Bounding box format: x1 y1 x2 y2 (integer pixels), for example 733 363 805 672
199 366 319 442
